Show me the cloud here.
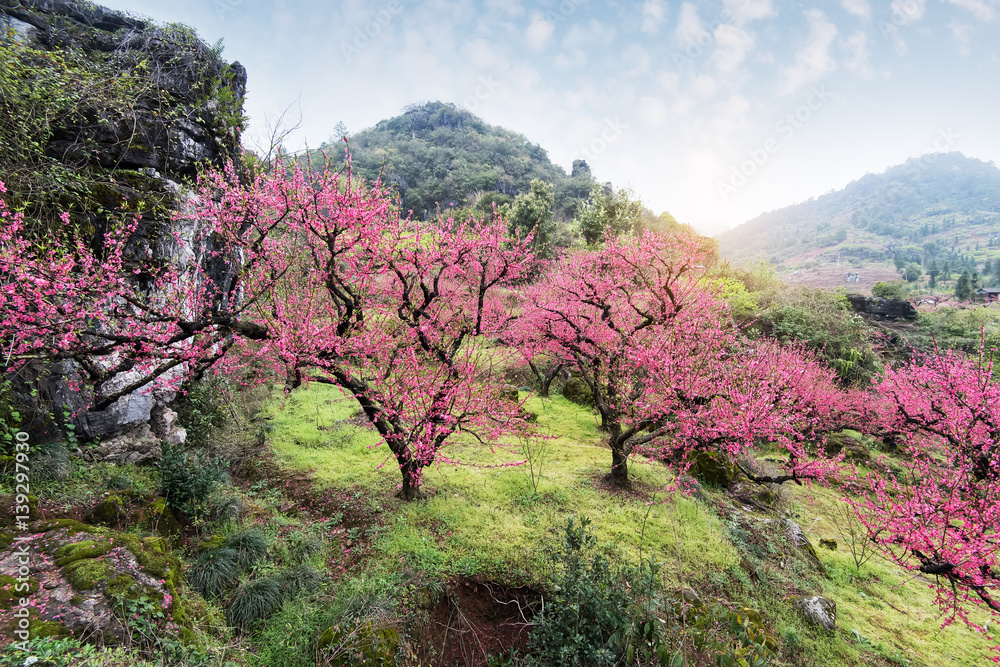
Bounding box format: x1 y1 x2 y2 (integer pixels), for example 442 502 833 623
779 10 838 94
639 96 669 126
525 13 554 50
724 0 775 25
949 21 974 55
622 44 651 76
641 0 668 33
675 3 707 48
890 0 927 26
842 30 874 78
713 24 755 73
945 0 997 22
841 0 871 18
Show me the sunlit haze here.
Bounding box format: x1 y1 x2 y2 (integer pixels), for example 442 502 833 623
97 0 1000 234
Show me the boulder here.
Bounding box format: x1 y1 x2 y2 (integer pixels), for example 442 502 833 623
688 451 738 488
785 519 828 574
0 520 201 645
81 425 162 465
562 376 594 407
318 619 403 666
793 595 837 631
823 430 871 462
845 295 917 322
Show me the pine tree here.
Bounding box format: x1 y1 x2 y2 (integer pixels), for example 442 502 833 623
955 270 972 300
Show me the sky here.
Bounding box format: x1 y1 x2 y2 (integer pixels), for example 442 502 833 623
95 0 1000 235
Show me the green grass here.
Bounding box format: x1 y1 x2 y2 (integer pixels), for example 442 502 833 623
262 385 997 666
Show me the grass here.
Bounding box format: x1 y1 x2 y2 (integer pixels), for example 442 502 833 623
260 383 999 666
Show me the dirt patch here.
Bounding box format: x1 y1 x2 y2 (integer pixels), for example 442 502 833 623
413 578 541 667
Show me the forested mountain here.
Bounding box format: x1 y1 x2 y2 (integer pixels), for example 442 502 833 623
308 101 596 221
718 153 1000 275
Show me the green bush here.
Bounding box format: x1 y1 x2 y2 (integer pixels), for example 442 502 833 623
157 443 227 521
188 547 239 600
227 529 268 570
871 281 910 300
226 577 284 631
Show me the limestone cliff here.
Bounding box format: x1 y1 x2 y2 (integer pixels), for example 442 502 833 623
1 1 247 446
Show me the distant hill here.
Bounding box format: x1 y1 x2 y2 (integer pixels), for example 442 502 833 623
717 153 1000 290
309 101 595 221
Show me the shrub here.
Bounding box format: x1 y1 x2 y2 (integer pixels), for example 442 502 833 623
227 530 268 570
279 564 323 598
871 281 910 300
188 547 239 600
157 443 227 521
226 577 284 631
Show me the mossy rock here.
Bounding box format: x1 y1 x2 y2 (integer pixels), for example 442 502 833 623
819 538 838 550
688 451 738 488
318 621 402 666
197 534 226 551
54 539 113 567
85 494 130 529
823 430 872 461
0 494 38 527
0 609 71 640
0 575 39 609
62 557 114 591
755 485 780 506
562 376 594 407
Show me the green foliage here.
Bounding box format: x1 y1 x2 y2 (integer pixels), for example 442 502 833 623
227 529 269 570
903 263 922 282
749 287 879 384
575 184 644 245
174 378 230 448
871 281 910 300
506 179 556 256
188 547 239 600
0 637 97 667
527 516 651 666
157 443 227 522
718 153 1000 266
226 577 285 630
310 102 593 225
955 270 973 300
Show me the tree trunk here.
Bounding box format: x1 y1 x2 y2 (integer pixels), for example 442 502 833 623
610 447 629 486
395 459 425 501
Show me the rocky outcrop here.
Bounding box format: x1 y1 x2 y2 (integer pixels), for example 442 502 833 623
793 595 837 631
1 1 245 445
846 294 917 321
0 520 198 644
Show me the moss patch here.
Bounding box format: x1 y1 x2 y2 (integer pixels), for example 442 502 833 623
0 575 38 609
61 558 114 591
54 539 113 567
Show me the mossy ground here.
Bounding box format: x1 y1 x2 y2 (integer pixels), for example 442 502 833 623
261 383 997 666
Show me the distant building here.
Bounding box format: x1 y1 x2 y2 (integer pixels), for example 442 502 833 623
974 287 1000 303
844 272 859 283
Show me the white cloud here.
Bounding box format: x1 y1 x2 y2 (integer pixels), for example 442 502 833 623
950 21 974 55
641 0 668 33
724 0 775 26
841 0 871 18
525 14 554 50
639 96 669 126
779 10 838 94
890 0 927 26
622 44 652 76
713 24 755 73
945 0 997 22
842 30 874 78
675 3 707 48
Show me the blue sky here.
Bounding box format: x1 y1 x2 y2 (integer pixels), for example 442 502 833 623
96 0 1000 234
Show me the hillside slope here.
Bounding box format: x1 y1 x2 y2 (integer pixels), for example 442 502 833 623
309 101 595 221
717 153 1000 290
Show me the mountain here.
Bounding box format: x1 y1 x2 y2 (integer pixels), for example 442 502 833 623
308 101 596 221
717 153 1000 290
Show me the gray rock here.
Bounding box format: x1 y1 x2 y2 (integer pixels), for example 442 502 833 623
846 295 917 321
793 595 837 631
83 425 163 464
